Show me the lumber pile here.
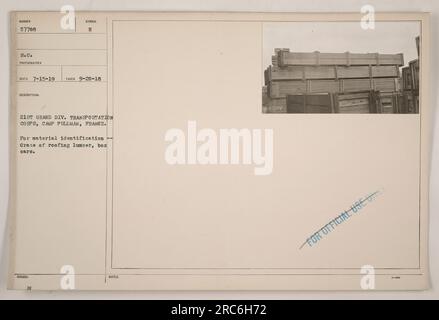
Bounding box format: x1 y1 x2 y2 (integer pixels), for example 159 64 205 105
263 48 405 114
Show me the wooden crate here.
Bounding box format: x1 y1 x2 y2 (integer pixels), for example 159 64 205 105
278 51 404 67
335 91 380 114
285 91 402 114
402 91 419 114
378 92 400 114
287 93 334 113
268 78 400 99
409 59 419 91
286 91 380 114
402 67 412 90
266 65 400 82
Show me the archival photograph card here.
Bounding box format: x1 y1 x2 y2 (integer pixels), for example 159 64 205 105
8 11 431 291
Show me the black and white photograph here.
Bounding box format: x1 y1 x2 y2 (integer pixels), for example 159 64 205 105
262 22 421 114
0 0 438 304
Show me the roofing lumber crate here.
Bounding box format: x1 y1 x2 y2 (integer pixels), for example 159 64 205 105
278 51 404 67
267 65 400 82
286 90 399 114
268 78 400 99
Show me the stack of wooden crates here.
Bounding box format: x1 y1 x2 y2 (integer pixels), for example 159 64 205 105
263 49 405 114
401 36 420 114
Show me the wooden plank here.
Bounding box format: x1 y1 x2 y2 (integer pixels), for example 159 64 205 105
284 90 399 114
278 51 404 67
308 80 340 93
268 81 306 98
409 59 419 90
338 104 371 113
262 86 269 105
268 78 399 98
402 67 412 90
337 92 371 100
267 65 400 81
338 98 369 107
342 78 399 93
416 36 420 57
336 91 375 114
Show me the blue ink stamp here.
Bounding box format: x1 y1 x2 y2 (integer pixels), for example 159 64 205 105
300 190 382 249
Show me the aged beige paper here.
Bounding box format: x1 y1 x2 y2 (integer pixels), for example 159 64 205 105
8 11 431 290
